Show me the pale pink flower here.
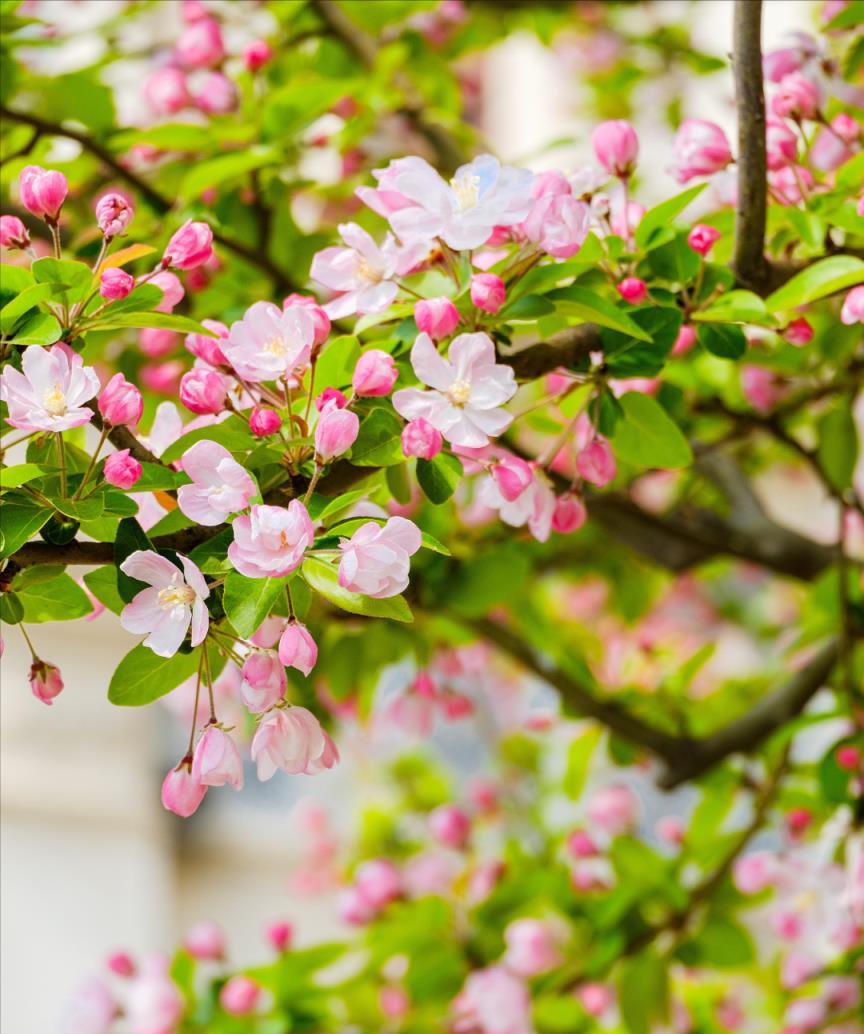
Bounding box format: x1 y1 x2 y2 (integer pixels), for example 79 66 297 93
0 214 29 249
184 920 225 960
277 621 318 677
392 332 516 448
479 467 556 542
143 67 190 115
353 349 398 396
414 297 459 340
119 551 210 657
429 803 471 848
192 726 243 790
452 966 533 1034
177 439 255 526
470 272 506 313
29 659 63 705
338 516 422 598
240 650 286 713
520 191 590 258
315 399 360 460
179 367 228 414
99 268 134 301
185 319 228 367
19 164 67 221
161 762 206 818
772 72 821 119
0 344 99 433
733 850 778 894
228 502 314 579
283 293 331 347
841 285 864 325
126 954 183 1034
766 118 798 169
251 706 339 780
354 859 402 908
176 16 224 68
99 372 142 426
150 270 185 312
670 119 733 182
192 71 238 115
220 976 260 1016
104 449 142 489
223 300 314 382
492 454 534 501
552 492 586 533
60 978 116 1034
95 193 133 238
592 120 639 177
162 219 213 270
587 784 639 835
401 417 443 459
310 222 421 319
503 918 561 977
576 439 616 487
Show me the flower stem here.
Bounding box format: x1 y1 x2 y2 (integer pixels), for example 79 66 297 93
55 433 67 496
186 649 206 756
302 462 322 505
72 426 109 500
19 624 38 660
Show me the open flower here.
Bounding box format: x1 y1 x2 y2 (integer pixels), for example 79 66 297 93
479 467 556 543
393 332 516 448
177 440 255 526
0 344 99 433
192 726 244 790
119 551 209 657
251 706 339 780
338 516 421 598
223 301 314 383
228 502 314 579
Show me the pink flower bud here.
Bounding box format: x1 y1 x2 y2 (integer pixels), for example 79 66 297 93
283 294 330 348
566 828 598 858
587 784 639 835
99 268 134 301
150 270 185 313
176 17 224 68
616 277 648 304
103 449 142 489
314 400 359 460
29 659 63 705
503 918 561 977
492 455 533 501
428 804 471 849
163 220 214 270
577 983 614 1018
140 327 179 358
576 439 616 487
219 976 260 1016
766 118 798 170
277 621 318 677
552 492 587 534
315 387 347 412
352 349 398 397
470 273 506 314
354 859 402 909
733 850 777 894
772 72 820 120
185 319 228 366
250 407 281 437
656 815 685 845
414 297 460 340
244 39 273 72
192 727 244 790
783 317 814 346
687 224 721 256
143 67 190 116
0 214 30 249
380 987 410 1019
672 324 697 356
184 920 225 961
192 71 238 115
106 951 136 978
401 418 442 460
741 365 784 412
592 119 639 177
770 164 814 206
670 119 733 183
841 285 864 326
836 744 861 771
19 165 68 222
785 807 812 839
161 761 206 818
240 650 287 713
339 885 378 925
95 193 134 238
830 112 859 144
179 368 227 415
265 921 292 953
99 373 143 426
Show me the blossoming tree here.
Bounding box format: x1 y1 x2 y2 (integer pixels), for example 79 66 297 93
1 0 862 1032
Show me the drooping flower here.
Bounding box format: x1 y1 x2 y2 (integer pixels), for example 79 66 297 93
283 293 331 347
0 344 100 433
840 285 864 325
479 466 556 543
278 621 318 677
592 120 639 177
338 517 422 598
222 301 314 382
470 273 506 313
0 214 30 250
401 417 443 459
192 726 244 790
119 551 210 657
576 439 617 487
240 650 287 713
392 332 517 448
228 502 314 579
29 659 64 705
251 706 339 780
177 440 255 526
161 761 206 818
185 319 229 367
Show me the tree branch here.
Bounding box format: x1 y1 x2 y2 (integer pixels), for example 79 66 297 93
732 0 768 291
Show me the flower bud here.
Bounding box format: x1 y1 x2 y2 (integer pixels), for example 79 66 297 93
283 294 330 348
106 951 136 978
162 220 214 270
401 417 442 460
220 976 260 1016
616 277 648 304
428 804 471 849
150 270 185 313
503 918 561 977
99 268 134 301
414 297 459 340
552 492 587 533
249 407 281 437
265 921 293 953
244 39 273 72
687 224 721 256
29 659 63 705
656 815 685 845
576 439 616 487
771 72 820 120
339 886 377 925
0 214 30 250
733 850 777 894
672 324 697 356
192 71 238 116
19 165 68 222
783 317 814 346
240 650 286 713
670 119 733 183
577 984 613 1018
277 621 318 677
162 762 206 817
140 327 180 358
143 67 190 116
179 368 227 414
841 285 864 326
103 449 142 489
354 859 402 909
766 118 798 170
95 193 134 238
785 807 812 839
566 829 598 858
176 16 224 69
492 455 533 501
314 400 359 460
836 744 861 771
184 920 225 961
592 119 639 177
185 319 228 367
470 273 506 314
99 373 143 426
352 349 398 397
315 387 347 412
587 784 639 835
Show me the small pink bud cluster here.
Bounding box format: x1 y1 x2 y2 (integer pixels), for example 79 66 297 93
99 268 134 301
0 215 30 250
339 859 402 925
95 193 134 239
19 165 68 223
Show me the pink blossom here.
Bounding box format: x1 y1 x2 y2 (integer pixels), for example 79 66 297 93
192 71 238 115
353 349 398 396
470 272 506 314
841 285 864 325
415 297 459 340
311 222 421 319
492 454 533 501
339 885 378 925
150 270 185 312
104 449 142 489
763 45 806 83
162 219 214 270
576 439 616 487
672 324 697 356
429 803 471 848
402 417 443 459
29 659 63 705
251 706 339 779
452 966 533 1034
384 677 437 734
503 918 561 977
316 387 348 411
192 726 244 790
733 850 778 893
185 320 228 367
315 399 360 460
687 224 721 255
770 165 814 205
836 744 860 770
244 39 273 72
369 154 534 250
772 72 821 120
140 327 179 358
95 193 133 238
184 920 225 960
609 198 646 239
220 976 260 1016
670 119 733 182
656 815 685 845
521 191 590 258
228 502 314 579
587 784 639 835
0 344 99 433
741 365 784 412
99 372 142 427
119 551 209 657
176 16 224 68
99 267 134 301
106 951 135 978
19 164 68 221
179 368 228 415
552 492 587 533
223 300 314 382
393 332 517 448
616 277 648 304
278 621 318 677
577 983 614 1018
810 124 854 172
479 466 556 542
567 829 598 858
338 516 422 598
354 859 402 908
143 67 190 115
265 920 293 952
126 955 183 1034
161 762 206 818
240 650 286 713
0 214 29 249
380 986 410 1018
766 118 799 169
784 998 826 1031
784 317 814 345
283 294 330 348
249 409 280 442
177 439 255 526
592 120 639 177
61 978 116 1034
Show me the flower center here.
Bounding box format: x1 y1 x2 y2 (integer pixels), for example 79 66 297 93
450 172 480 211
42 383 68 416
356 256 382 283
447 379 472 406
263 335 289 358
157 583 196 609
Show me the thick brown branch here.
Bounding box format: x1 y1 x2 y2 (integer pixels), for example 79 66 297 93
732 0 768 291
498 324 600 379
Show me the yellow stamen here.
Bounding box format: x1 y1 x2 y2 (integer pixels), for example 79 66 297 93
447 379 472 406
42 383 68 416
157 584 196 609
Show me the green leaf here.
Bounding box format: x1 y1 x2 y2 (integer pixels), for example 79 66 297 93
350 407 405 467
83 565 126 615
223 571 288 638
547 286 653 341
678 918 754 968
86 310 216 336
93 284 164 318
817 405 858 492
611 392 693 469
617 953 668 1034
301 556 413 622
635 184 707 248
187 527 233 574
693 290 769 324
132 463 184 492
6 310 62 345
316 489 368 526
696 322 747 359
416 453 462 504
764 255 864 312
0 591 24 625
0 463 46 490
31 257 94 304
0 493 51 557
108 643 203 706
17 570 92 622
499 293 556 320
563 726 602 799
315 335 361 392
179 146 279 202
0 282 58 332
114 518 153 602
160 416 253 464
645 234 700 284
